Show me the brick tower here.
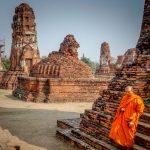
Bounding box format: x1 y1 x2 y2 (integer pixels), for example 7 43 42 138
10 3 40 72
1 3 40 89
96 42 116 76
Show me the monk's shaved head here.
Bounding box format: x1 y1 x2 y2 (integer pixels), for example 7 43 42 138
125 86 133 92
125 86 133 96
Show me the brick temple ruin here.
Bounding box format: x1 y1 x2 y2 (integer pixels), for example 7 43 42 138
56 0 150 150
96 42 115 76
1 3 40 89
96 42 137 76
13 34 109 102
116 48 137 69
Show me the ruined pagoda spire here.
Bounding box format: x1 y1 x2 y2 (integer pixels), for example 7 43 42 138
10 3 40 72
136 0 150 54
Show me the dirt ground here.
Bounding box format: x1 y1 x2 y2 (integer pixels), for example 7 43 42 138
0 89 93 150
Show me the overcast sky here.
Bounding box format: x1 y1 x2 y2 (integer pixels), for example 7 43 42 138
0 0 144 62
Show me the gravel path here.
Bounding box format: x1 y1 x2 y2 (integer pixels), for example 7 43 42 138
0 89 92 150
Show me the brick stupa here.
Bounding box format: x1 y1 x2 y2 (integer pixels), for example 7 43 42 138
30 35 93 78
96 42 115 76
56 0 150 150
13 34 109 102
1 3 40 89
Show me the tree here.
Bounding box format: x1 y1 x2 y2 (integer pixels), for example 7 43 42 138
2 56 10 70
81 54 99 73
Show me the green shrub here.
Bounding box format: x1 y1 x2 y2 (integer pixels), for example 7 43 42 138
2 56 10 70
144 98 150 105
81 55 99 73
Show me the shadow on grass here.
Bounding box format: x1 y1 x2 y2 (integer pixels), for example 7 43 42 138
5 94 21 101
0 107 80 150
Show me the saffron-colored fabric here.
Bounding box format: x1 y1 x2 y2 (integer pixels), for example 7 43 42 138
109 93 144 147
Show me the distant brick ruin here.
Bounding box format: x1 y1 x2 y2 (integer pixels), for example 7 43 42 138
116 48 137 69
100 42 111 66
56 1 150 150
1 3 40 89
13 34 109 102
96 42 115 75
30 34 93 79
96 42 137 76
59 34 79 58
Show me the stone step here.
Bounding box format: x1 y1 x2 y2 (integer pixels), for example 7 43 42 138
56 118 149 150
140 112 150 124
104 102 118 114
57 117 111 147
89 106 150 131
81 110 150 148
80 118 149 149
83 109 150 127
57 117 110 142
80 110 114 140
71 129 118 150
80 119 110 142
135 132 150 149
144 105 150 113
57 118 81 129
137 121 150 136
132 144 148 150
71 129 148 150
56 128 97 150
83 109 112 128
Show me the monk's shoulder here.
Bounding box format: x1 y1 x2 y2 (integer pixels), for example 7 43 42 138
133 94 143 103
122 95 128 100
120 95 127 102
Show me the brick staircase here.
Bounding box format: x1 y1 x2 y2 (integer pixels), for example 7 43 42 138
56 65 150 150
56 106 150 150
56 0 150 149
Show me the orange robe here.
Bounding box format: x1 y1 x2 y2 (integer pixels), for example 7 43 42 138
109 93 144 147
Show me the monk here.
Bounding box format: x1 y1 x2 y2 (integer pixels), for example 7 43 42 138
109 86 144 149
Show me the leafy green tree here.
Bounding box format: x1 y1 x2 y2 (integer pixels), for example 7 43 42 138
145 98 150 105
81 54 99 73
2 56 10 70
